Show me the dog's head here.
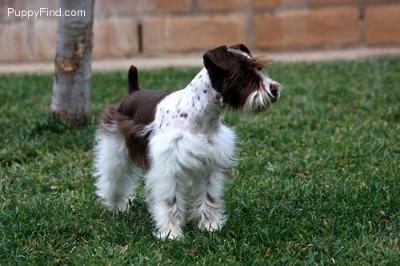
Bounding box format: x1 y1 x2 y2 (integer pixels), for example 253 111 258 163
203 44 281 112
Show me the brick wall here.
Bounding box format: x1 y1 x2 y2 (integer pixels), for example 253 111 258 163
0 0 399 62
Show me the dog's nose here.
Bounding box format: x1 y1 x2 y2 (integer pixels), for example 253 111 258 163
269 83 280 102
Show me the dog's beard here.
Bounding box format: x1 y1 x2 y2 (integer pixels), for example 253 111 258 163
243 89 273 113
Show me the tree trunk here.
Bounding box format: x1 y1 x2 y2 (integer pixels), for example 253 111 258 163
51 0 94 125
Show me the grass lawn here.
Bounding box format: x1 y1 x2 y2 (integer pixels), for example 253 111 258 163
0 58 399 265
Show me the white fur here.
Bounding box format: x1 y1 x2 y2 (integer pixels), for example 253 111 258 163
154 68 222 134
94 57 279 239
142 69 237 239
93 125 141 212
227 48 251 58
145 126 235 238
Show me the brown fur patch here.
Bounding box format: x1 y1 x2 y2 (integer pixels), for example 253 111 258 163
203 45 270 110
221 57 265 110
128 65 140 93
248 56 272 70
206 193 216 204
101 90 169 168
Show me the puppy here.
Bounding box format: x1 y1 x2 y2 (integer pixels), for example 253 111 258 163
94 44 281 239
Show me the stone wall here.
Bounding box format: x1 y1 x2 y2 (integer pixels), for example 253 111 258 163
0 0 399 62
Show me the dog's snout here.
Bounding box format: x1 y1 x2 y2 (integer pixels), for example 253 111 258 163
269 83 280 102
270 84 279 97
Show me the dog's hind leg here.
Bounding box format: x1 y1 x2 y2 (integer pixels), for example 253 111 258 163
93 130 140 212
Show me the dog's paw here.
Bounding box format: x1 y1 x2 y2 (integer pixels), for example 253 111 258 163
154 227 183 240
197 214 226 232
102 198 131 213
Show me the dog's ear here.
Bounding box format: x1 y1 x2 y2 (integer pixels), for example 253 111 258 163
128 65 140 94
229 43 252 56
203 45 233 76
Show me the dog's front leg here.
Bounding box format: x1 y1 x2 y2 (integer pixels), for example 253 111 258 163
190 170 227 231
145 166 186 240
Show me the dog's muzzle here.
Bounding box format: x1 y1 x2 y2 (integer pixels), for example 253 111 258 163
268 82 280 103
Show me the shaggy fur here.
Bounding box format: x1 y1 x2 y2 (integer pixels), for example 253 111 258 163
93 44 281 239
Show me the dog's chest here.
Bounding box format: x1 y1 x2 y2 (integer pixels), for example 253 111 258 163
145 69 236 172
149 120 237 174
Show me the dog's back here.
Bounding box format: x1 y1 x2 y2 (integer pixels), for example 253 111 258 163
98 66 169 168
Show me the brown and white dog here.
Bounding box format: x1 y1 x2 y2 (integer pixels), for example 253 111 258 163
93 44 281 239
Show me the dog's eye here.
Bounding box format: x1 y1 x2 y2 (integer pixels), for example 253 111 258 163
257 67 262 71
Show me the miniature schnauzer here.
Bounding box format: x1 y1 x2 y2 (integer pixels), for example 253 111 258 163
93 44 281 239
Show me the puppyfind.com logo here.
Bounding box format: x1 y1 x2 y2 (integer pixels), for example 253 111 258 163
7 7 86 19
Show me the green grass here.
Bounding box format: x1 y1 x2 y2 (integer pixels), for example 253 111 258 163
1 58 399 265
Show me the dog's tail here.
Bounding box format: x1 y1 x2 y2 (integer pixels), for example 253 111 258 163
128 65 140 93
